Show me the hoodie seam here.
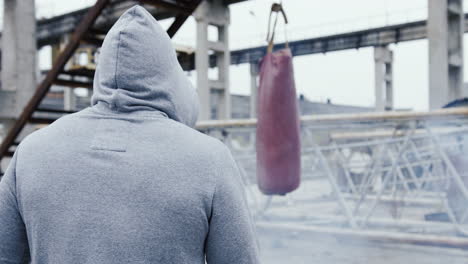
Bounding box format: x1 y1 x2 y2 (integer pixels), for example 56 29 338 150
211 171 218 220
114 32 121 92
82 108 169 120
114 7 137 107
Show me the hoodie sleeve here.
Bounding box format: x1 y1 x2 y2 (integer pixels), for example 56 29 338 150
205 147 260 264
0 150 29 263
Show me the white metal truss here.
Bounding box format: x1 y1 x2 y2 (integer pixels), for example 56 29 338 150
200 109 468 244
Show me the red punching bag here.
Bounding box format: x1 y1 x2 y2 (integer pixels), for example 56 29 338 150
256 3 301 195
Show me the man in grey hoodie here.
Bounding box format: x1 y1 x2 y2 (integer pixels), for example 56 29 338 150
0 6 259 264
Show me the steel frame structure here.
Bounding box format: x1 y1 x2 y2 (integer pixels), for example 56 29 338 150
198 108 468 248
0 0 202 162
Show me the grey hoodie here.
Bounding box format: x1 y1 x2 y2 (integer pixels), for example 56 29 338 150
0 6 259 264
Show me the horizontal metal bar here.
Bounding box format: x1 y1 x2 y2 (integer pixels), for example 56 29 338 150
29 117 57 124
60 70 95 78
53 79 93 89
196 107 468 130
34 0 218 47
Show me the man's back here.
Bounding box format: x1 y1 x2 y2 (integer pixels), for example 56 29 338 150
0 6 259 264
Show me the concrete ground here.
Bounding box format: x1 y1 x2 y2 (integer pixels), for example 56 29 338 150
257 227 468 264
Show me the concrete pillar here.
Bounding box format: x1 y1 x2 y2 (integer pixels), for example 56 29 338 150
374 45 393 111
250 62 259 118
63 88 77 111
428 0 464 109
194 16 210 119
1 0 37 102
194 0 231 120
0 0 37 138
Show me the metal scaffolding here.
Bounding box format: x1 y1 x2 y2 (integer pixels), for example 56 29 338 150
0 0 203 162
198 108 468 248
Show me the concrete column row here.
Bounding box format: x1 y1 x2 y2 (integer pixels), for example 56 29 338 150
428 0 464 109
194 0 231 120
374 45 393 112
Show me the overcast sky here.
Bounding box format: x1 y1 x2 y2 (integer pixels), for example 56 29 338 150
10 0 468 110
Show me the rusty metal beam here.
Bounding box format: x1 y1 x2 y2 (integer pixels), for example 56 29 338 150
167 14 190 38
0 0 111 159
166 0 201 38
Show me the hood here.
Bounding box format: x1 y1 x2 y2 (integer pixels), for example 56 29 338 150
91 5 199 127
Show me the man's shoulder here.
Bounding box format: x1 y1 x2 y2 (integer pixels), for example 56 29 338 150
16 113 80 154
167 119 231 156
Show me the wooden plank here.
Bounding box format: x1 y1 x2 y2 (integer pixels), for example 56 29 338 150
35 108 76 114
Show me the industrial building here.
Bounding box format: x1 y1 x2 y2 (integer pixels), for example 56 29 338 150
1 0 468 262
